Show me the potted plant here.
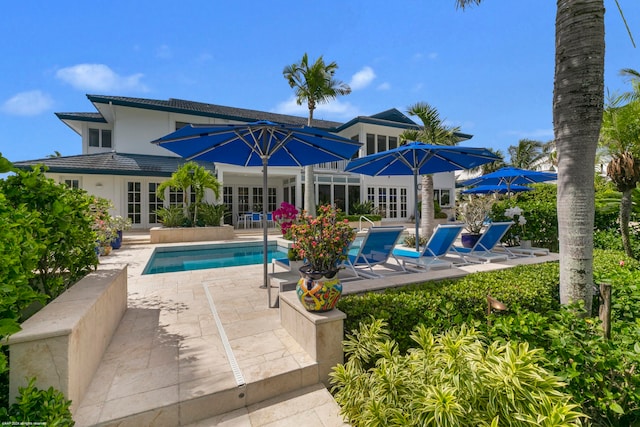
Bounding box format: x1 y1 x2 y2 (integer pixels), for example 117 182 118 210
289 204 357 312
110 215 132 249
456 196 494 248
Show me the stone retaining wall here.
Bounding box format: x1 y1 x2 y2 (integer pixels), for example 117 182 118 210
7 264 128 413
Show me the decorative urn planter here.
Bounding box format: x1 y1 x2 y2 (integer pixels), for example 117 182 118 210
519 239 532 249
110 230 123 249
296 266 343 313
461 233 482 248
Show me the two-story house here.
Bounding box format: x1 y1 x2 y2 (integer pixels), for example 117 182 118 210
14 95 470 229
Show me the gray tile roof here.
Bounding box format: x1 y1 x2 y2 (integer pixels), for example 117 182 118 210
78 95 344 130
12 152 215 177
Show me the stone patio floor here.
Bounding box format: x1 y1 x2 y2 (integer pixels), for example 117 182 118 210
73 230 559 426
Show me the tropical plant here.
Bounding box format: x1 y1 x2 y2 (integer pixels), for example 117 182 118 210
599 84 640 258
192 202 226 226
283 53 352 217
400 102 461 240
466 147 507 176
289 204 356 273
331 320 587 426
157 161 221 226
156 205 186 227
508 138 548 170
455 0 606 313
456 195 493 235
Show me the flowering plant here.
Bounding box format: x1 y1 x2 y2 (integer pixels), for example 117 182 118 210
272 202 299 237
111 215 132 231
504 206 528 240
457 196 494 234
90 197 117 246
289 204 356 273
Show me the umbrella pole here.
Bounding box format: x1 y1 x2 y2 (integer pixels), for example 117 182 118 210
414 170 420 252
260 158 271 308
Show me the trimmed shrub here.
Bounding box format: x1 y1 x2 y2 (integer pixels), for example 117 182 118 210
337 262 560 352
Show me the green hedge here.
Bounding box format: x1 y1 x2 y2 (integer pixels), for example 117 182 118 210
336 249 640 425
337 262 560 352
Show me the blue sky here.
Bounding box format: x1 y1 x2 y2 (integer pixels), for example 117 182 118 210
1 1 638 163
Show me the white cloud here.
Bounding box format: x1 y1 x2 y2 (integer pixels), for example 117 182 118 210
155 44 172 59
349 66 376 90
1 90 53 116
412 52 438 61
377 82 391 91
56 64 148 92
273 96 360 120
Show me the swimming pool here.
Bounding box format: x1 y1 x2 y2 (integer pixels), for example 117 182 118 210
143 242 289 275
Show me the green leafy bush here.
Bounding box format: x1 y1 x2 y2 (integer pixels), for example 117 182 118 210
0 166 97 299
402 233 428 249
337 262 560 352
490 184 558 251
331 320 587 426
0 378 74 425
349 201 375 215
189 202 226 226
157 205 187 227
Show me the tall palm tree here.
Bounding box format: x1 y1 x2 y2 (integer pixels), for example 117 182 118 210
399 102 461 240
466 148 507 178
508 139 547 170
283 53 351 216
456 0 605 313
599 91 640 257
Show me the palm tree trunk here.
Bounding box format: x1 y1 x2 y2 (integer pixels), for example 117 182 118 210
421 175 435 240
620 188 633 257
554 0 605 313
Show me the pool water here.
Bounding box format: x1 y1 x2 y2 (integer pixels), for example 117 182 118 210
143 242 289 275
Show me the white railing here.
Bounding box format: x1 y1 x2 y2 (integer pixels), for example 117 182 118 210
315 159 349 171
359 215 375 231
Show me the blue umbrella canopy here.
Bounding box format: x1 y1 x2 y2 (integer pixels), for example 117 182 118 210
152 121 361 166
461 167 557 189
461 184 533 194
153 121 362 306
345 141 500 250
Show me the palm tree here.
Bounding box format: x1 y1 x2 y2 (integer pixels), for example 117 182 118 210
456 0 605 313
399 102 461 240
466 148 507 178
508 139 547 170
283 53 351 216
599 90 640 257
157 161 221 226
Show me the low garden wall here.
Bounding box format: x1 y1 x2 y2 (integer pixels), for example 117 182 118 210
150 225 235 243
7 264 128 413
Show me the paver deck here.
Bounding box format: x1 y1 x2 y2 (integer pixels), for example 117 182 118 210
73 232 559 426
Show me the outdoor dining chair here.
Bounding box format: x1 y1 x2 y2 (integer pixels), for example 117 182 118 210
392 223 464 270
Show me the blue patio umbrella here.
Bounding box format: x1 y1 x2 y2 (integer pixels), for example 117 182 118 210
461 167 557 192
345 141 500 251
461 184 533 195
152 121 362 306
